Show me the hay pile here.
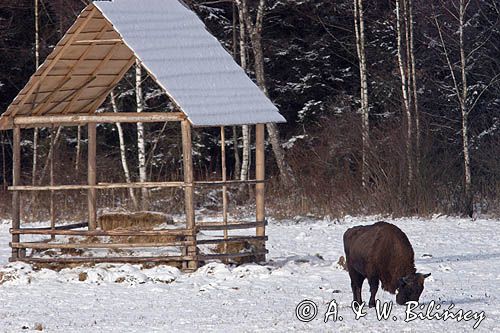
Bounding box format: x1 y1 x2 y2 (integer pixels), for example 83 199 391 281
213 240 262 265
97 211 177 244
98 211 174 231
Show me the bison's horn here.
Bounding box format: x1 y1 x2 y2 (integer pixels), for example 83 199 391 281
399 277 408 286
423 273 431 279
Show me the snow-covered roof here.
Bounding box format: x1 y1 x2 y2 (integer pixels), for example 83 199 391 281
96 0 285 126
0 0 285 129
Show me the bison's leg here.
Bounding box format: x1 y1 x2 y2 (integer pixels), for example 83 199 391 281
348 269 364 305
368 277 379 308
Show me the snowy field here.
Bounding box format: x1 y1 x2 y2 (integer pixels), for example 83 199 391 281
0 215 499 332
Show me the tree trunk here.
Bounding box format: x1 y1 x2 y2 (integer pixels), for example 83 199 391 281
136 60 149 210
240 125 250 181
396 0 413 194
35 0 39 69
354 0 370 188
231 3 241 180
32 128 38 186
75 126 81 171
1 133 6 189
236 1 250 181
38 127 62 185
433 1 473 217
237 0 248 70
459 0 472 217
232 126 241 180
408 0 420 170
32 0 40 189
237 0 296 189
111 91 139 210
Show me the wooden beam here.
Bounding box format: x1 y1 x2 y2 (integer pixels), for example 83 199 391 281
34 85 118 95
74 39 122 44
221 126 228 240
87 123 97 230
11 127 21 260
9 181 186 191
11 241 194 249
0 117 13 130
197 236 267 245
255 123 266 262
11 256 194 264
49 127 56 239
8 7 98 117
44 73 116 78
196 220 267 231
181 120 197 270
197 250 268 261
11 228 191 236
194 179 265 186
32 222 88 230
8 179 264 191
10 112 184 128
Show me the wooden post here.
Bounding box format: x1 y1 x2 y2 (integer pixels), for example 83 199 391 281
181 120 197 270
50 127 56 240
221 127 228 239
221 127 229 261
87 123 97 230
255 124 266 261
11 126 21 260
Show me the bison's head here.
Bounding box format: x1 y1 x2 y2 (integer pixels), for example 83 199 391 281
396 273 431 305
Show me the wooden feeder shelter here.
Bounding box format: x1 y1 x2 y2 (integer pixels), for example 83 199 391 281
0 0 285 270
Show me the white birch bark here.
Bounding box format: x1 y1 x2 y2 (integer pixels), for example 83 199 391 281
236 1 250 181
32 0 40 187
232 2 241 179
136 60 149 210
433 0 473 216
396 0 413 191
408 0 420 169
75 126 81 171
240 125 250 181
111 91 139 210
459 0 472 216
354 0 370 188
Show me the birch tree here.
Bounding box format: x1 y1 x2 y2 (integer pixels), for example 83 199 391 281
236 1 251 181
395 0 415 193
408 0 419 169
231 2 241 179
75 126 81 171
32 0 39 187
38 127 62 185
431 0 500 216
111 90 139 210
353 0 369 188
235 0 296 189
136 60 149 210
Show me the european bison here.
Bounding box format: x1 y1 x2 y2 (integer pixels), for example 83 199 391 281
343 221 430 307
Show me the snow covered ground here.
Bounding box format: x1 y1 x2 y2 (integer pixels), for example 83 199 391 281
0 215 499 332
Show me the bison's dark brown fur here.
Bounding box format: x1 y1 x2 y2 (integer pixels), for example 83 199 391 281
343 221 430 307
